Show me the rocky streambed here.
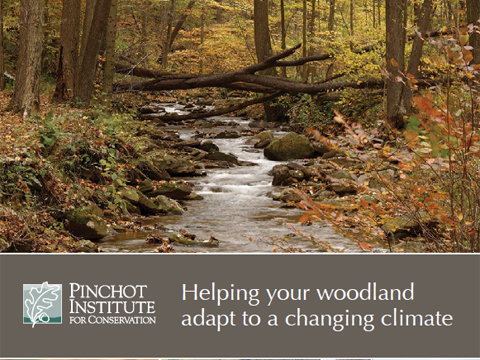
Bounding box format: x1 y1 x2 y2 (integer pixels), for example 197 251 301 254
96 103 363 253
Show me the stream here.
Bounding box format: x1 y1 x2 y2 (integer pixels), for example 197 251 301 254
100 105 362 253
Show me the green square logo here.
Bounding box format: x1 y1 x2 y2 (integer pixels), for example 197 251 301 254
23 282 62 327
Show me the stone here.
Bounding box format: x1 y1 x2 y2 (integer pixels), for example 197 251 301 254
246 130 274 147
65 208 108 240
138 160 171 181
205 151 238 163
312 143 332 156
139 105 156 114
381 216 425 239
173 140 202 148
147 182 193 200
279 189 302 203
264 133 314 161
270 165 290 186
185 192 204 200
71 240 98 253
169 232 197 245
137 192 161 215
153 195 184 215
199 140 220 153
201 236 220 247
214 131 241 139
119 186 140 204
326 184 357 196
330 170 352 181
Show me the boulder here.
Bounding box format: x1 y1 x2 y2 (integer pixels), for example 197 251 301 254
270 165 291 186
326 184 357 196
199 140 220 153
381 216 424 239
264 133 314 161
205 151 238 163
246 130 274 147
137 192 161 215
65 207 108 240
71 240 98 253
149 151 197 176
270 163 310 186
147 182 193 200
215 131 241 139
153 195 184 215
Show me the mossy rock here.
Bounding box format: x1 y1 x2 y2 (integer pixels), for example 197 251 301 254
65 208 108 240
148 182 193 200
205 151 238 163
153 195 184 215
264 133 314 161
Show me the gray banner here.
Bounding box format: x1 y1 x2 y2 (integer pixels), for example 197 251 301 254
0 254 479 357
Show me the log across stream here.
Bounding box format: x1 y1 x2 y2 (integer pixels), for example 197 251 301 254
100 105 363 253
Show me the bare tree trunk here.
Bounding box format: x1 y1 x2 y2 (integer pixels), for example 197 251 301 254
11 0 44 116
199 0 205 74
76 0 112 104
404 0 432 113
385 0 407 128
79 0 96 72
307 0 316 80
102 0 118 105
302 0 308 80
350 0 354 36
162 0 176 69
53 0 80 102
168 0 195 49
254 0 273 64
378 0 381 28
328 0 335 33
0 0 4 91
467 0 480 64
254 0 277 121
280 0 287 77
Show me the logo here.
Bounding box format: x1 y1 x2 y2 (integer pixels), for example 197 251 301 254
23 282 62 327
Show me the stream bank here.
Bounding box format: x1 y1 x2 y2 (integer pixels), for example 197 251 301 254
100 109 357 252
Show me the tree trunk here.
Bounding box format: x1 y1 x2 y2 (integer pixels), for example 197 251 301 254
11 0 44 116
254 0 279 121
377 0 381 28
199 0 205 74
76 0 112 105
373 0 376 28
385 0 407 128
467 0 480 64
102 0 118 105
328 0 335 33
162 0 176 69
280 0 287 77
79 0 96 73
0 0 4 91
254 0 273 64
169 0 195 49
302 0 308 79
350 0 354 36
53 0 80 102
404 0 432 113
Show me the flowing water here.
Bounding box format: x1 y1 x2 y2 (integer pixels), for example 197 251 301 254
100 105 362 253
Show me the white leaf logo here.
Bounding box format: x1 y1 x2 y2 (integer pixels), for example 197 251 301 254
25 281 61 328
